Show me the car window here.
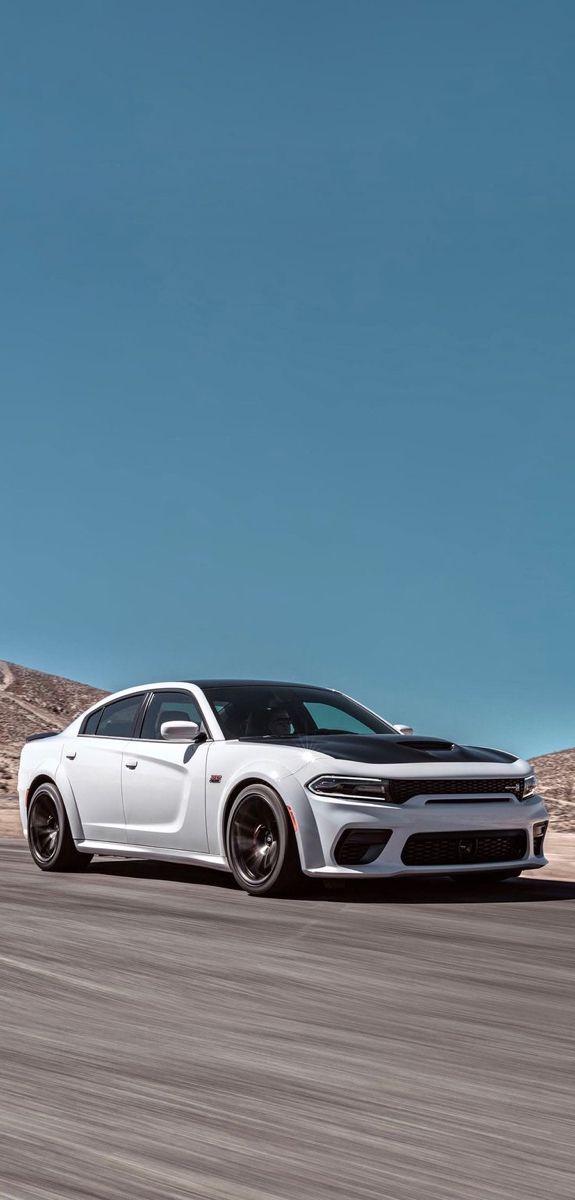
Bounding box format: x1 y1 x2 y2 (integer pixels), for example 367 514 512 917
303 702 375 735
96 694 145 739
83 709 102 736
201 685 395 738
140 691 204 741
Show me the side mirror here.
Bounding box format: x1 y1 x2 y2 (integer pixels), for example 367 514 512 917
393 723 414 736
160 720 200 742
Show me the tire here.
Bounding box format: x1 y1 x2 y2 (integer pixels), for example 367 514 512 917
225 784 303 897
449 868 522 886
27 782 93 872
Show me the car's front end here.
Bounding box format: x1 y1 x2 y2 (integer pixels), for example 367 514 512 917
282 744 549 880
199 682 549 893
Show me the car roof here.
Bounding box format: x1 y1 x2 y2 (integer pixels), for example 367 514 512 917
189 679 332 690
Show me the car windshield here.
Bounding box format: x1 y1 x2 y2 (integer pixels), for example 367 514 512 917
201 684 395 740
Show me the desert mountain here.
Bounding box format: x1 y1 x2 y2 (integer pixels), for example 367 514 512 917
0 660 573 832
0 660 107 799
529 747 575 832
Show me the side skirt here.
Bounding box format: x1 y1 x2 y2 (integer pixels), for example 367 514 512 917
76 840 230 872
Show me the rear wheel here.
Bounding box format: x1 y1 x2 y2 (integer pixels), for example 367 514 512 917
28 783 92 872
449 868 522 886
226 784 302 896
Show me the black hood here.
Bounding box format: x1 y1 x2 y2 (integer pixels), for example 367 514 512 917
238 733 517 765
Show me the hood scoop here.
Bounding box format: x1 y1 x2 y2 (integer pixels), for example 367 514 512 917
399 736 456 753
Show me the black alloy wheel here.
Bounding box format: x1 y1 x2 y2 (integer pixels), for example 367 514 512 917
29 791 60 864
27 783 92 872
226 784 302 896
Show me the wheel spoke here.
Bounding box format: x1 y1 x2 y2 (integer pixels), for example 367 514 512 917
30 796 60 863
230 795 281 884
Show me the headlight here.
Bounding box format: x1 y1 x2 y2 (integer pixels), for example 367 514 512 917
523 772 537 798
308 775 390 801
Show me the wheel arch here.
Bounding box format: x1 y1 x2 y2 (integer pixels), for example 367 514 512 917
220 776 304 868
26 767 85 842
221 777 279 840
26 773 56 807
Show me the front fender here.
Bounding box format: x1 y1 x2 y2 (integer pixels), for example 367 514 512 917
205 752 324 868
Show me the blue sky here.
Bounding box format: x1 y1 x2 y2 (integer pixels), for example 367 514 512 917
1 0 574 757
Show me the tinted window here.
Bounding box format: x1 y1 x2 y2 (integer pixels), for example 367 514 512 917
97 694 145 739
140 691 204 740
202 685 395 739
83 709 102 736
304 702 376 735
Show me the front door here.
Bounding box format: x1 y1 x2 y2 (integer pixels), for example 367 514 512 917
121 689 209 852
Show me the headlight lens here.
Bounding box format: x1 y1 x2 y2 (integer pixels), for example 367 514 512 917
308 775 390 801
523 772 537 798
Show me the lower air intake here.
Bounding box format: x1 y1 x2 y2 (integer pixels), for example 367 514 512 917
334 829 392 866
401 829 528 867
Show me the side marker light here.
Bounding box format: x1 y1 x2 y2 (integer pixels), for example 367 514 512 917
287 805 299 832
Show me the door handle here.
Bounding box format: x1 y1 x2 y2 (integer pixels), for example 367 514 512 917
125 760 138 770
66 752 76 760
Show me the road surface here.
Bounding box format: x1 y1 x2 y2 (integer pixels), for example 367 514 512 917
0 839 573 1200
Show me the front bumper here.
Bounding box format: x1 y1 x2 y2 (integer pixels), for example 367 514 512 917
295 789 550 878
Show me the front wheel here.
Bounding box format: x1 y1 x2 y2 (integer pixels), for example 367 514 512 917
449 868 522 886
225 785 302 896
28 783 93 872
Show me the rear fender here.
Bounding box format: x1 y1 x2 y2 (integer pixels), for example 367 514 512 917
19 744 85 842
54 762 85 841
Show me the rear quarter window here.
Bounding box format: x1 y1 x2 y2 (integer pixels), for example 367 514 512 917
82 709 102 736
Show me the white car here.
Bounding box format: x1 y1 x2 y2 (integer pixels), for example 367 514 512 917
18 679 549 896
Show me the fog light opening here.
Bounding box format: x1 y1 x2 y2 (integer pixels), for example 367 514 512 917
334 829 392 866
533 821 548 856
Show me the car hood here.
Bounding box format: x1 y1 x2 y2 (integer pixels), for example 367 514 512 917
238 733 518 766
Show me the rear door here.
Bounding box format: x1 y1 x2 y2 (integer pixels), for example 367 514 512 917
121 689 210 851
67 693 148 842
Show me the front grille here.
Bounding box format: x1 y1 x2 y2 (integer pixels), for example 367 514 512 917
334 829 392 866
389 777 524 804
401 829 528 867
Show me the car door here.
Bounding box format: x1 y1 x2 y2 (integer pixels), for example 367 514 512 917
121 689 210 852
67 692 148 842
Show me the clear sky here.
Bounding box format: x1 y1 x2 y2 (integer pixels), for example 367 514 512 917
1 0 574 758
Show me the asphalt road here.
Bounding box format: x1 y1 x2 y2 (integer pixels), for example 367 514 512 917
1 839 574 1200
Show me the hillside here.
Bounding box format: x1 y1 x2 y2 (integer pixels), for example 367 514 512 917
0 661 573 834
0 660 107 803
530 746 575 832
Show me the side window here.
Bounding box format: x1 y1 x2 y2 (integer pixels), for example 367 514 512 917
96 694 145 739
83 709 103 736
140 691 204 741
